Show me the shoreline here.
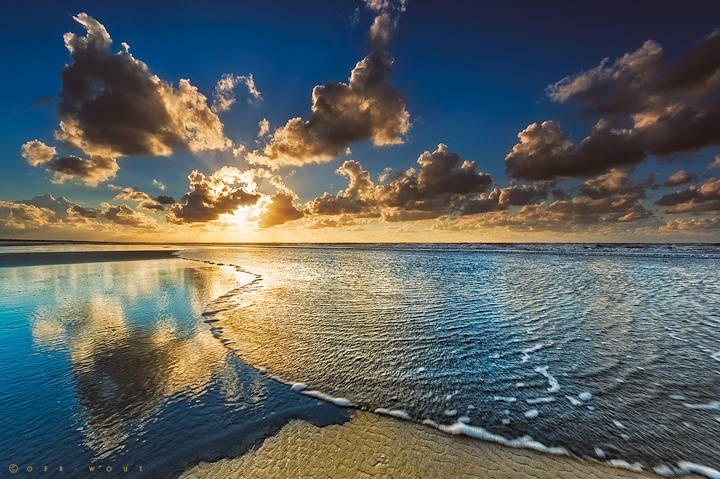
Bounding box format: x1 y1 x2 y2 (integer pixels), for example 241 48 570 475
0 249 179 267
181 410 704 479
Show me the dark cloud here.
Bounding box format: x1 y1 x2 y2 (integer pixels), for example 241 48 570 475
662 170 695 187
167 168 260 224
154 195 175 205
655 178 720 213
57 13 231 158
578 168 645 199
257 192 304 228
249 13 409 167
308 144 496 222
23 13 232 186
306 160 381 216
460 185 548 216
100 203 156 229
113 187 173 211
544 169 650 223
508 31 720 182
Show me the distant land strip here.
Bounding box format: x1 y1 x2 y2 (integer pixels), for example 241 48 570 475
0 250 179 267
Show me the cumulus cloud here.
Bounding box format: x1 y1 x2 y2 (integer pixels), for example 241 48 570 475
167 168 261 224
662 170 695 187
152 178 165 190
23 13 234 186
100 203 157 228
507 31 720 181
248 11 409 168
257 192 304 228
0 201 56 230
655 177 720 213
660 216 720 232
113 186 175 212
308 144 496 221
709 155 720 170
257 118 270 137
1 194 155 232
21 140 118 185
212 73 262 113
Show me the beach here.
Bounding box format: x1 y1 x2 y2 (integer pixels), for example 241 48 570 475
182 411 702 479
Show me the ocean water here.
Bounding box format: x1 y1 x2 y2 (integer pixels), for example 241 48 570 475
0 254 348 477
179 243 720 476
1 243 719 477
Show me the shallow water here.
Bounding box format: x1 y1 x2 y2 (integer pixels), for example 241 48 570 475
178 243 720 476
0 255 348 477
1 243 719 477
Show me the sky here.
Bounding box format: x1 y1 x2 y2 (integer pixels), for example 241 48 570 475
1 0 720 242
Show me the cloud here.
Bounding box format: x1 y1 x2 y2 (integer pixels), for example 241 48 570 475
308 144 495 221
114 187 153 203
662 170 695 187
709 155 720 170
212 73 262 113
100 203 157 228
578 168 645 199
152 178 165 190
21 140 56 166
24 13 234 186
248 12 409 168
257 192 304 228
655 177 720 213
257 118 270 137
660 216 720 232
1 194 155 232
508 30 720 181
21 140 118 185
167 168 261 224
460 185 548 215
0 201 56 230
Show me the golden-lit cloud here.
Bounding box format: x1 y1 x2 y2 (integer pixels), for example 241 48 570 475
248 11 409 168
23 13 237 186
507 31 720 181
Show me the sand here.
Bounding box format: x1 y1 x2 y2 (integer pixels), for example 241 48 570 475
0 249 179 267
181 411 700 479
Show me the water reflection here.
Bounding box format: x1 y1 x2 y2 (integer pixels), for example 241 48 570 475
22 260 239 458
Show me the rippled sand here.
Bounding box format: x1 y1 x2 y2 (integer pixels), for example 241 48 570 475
182 411 695 479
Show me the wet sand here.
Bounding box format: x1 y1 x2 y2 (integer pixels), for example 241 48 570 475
181 411 699 479
0 249 179 267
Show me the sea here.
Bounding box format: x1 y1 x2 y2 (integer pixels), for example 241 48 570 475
1 243 718 477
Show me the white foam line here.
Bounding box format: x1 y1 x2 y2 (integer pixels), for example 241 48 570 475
609 459 643 472
424 419 569 456
521 344 543 363
493 396 517 403
527 397 555 404
711 351 720 362
566 395 582 406
289 383 354 407
678 461 720 479
524 409 539 418
683 401 720 410
534 366 560 393
668 333 689 342
374 408 411 420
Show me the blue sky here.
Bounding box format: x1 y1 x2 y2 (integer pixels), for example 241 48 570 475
1 0 719 241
